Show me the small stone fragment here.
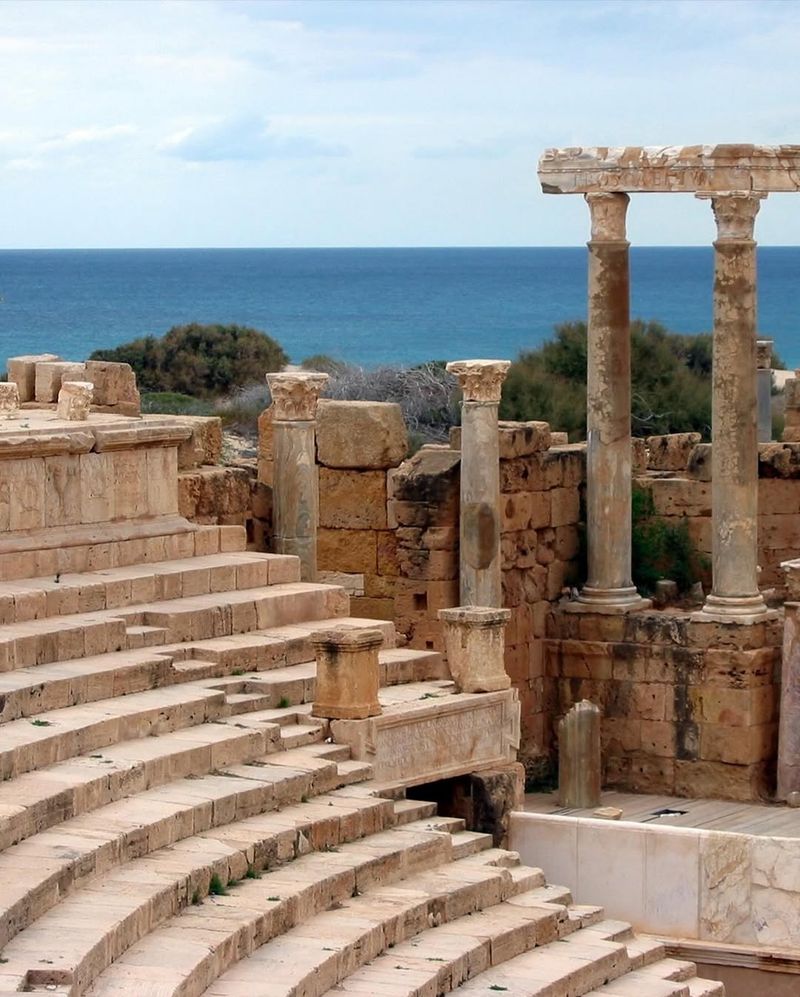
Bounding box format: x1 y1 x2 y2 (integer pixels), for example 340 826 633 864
0 381 20 418
57 380 94 421
593 806 623 820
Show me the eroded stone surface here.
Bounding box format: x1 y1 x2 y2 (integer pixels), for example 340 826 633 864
316 399 408 469
266 371 329 421
0 383 20 420
439 605 511 693
446 359 510 403
539 144 800 194
311 627 383 720
56 380 93 421
558 699 602 808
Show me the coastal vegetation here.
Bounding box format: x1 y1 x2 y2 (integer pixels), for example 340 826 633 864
102 318 785 445
90 323 287 397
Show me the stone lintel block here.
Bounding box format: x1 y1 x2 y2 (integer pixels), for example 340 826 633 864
34 361 86 402
316 399 408 469
439 605 511 693
450 420 552 459
538 144 800 194
311 627 383 720
6 353 61 401
646 432 702 471
0 382 20 419
446 359 510 403
56 381 93 421
266 371 328 421
84 359 140 412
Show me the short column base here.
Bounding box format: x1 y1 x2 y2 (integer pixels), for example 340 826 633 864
565 585 652 615
692 592 777 625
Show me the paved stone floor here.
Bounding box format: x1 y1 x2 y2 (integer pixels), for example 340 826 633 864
525 790 800 837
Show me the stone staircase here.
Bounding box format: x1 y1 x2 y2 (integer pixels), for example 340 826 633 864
0 522 725 997
0 394 722 997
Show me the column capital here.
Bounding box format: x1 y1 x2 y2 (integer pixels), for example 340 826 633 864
266 371 329 421
697 190 766 241
446 359 510 403
584 191 630 241
756 339 773 370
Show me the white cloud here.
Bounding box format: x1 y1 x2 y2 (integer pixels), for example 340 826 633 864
160 115 348 162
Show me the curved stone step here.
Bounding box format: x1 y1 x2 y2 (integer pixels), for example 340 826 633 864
84 836 528 997
0 616 395 725
0 581 349 671
207 868 559 997
0 552 300 625
0 769 385 990
0 741 360 949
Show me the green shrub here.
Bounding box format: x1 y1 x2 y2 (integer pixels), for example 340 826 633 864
631 485 708 594
140 392 213 416
91 323 288 398
500 320 713 440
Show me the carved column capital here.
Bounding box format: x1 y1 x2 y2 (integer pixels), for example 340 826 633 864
266 372 329 421
697 190 766 241
756 339 773 370
584 191 630 241
446 359 510 403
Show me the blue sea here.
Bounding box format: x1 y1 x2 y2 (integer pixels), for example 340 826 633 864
1 247 798 371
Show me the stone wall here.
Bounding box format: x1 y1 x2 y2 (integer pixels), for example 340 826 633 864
548 609 782 801
636 436 800 597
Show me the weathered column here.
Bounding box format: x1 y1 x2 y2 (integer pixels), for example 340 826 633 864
757 338 773 443
577 192 647 610
446 359 510 607
266 371 328 581
697 192 769 620
438 605 511 693
558 700 602 808
778 595 800 800
310 627 383 720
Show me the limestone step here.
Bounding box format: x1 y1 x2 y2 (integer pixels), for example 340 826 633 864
208 864 563 997
0 552 300 625
0 581 349 671
0 617 397 725
82 837 533 997
0 520 247 583
392 798 438 825
0 683 232 780
0 755 379 973
586 973 691 996
0 716 289 852
3 813 451 996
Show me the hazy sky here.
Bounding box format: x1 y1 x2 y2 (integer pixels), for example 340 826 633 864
3 0 800 248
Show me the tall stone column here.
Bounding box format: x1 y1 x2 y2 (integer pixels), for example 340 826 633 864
577 192 647 610
697 192 769 621
266 371 328 582
446 359 510 607
757 338 773 443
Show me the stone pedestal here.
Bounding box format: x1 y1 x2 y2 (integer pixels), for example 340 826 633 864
0 383 20 419
311 627 383 720
576 193 648 612
57 381 93 421
558 699 602 808
438 605 511 693
696 192 770 622
266 372 328 581
445 359 510 608
757 339 773 443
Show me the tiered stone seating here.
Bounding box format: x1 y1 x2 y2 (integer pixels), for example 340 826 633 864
0 406 724 997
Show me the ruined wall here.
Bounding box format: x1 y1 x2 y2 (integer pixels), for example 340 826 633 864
636 434 800 597
549 609 782 801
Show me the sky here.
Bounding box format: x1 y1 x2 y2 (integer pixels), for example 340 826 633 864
2 0 800 248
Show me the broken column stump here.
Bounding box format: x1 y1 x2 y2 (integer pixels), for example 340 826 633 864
558 699 602 808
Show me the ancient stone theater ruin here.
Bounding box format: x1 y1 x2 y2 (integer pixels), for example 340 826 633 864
4 144 800 995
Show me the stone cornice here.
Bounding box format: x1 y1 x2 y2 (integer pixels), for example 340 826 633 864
539 144 800 194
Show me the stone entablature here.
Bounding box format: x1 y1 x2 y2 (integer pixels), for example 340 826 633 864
538 144 800 193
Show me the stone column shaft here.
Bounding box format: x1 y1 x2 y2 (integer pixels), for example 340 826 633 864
698 192 769 620
757 339 773 443
778 600 800 799
578 192 646 610
266 372 328 582
446 360 510 607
